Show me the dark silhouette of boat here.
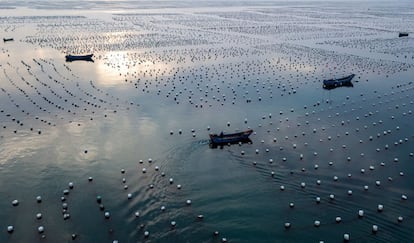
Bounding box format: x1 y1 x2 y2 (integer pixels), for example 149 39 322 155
209 129 253 145
65 54 94 62
399 32 409 37
3 38 14 42
323 74 355 90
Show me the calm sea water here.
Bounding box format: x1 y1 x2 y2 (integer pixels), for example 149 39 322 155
1 1 414 242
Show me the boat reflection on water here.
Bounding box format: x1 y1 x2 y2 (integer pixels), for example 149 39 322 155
209 138 252 149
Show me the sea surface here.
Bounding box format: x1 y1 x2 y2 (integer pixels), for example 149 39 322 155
1 1 414 242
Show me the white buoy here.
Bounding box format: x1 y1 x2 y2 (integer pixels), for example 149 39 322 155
38 226 44 233
335 217 341 223
7 225 14 233
329 194 335 200
144 231 150 238
347 190 353 196
169 178 174 184
343 233 350 241
289 202 294 208
377 204 384 212
186 199 192 205
12 200 19 206
135 211 140 217
280 185 285 191
314 220 321 227
372 225 378 233
105 212 110 219
36 213 42 219
358 210 364 217
36 196 42 203
142 168 147 173
401 195 408 200
300 182 306 188
398 216 403 222
68 182 74 189
171 221 176 227
161 206 166 211
284 222 291 229
88 177 93 182
127 193 132 199
316 197 321 204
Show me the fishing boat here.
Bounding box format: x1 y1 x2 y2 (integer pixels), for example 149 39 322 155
399 32 409 37
209 129 253 145
323 74 355 90
65 54 94 62
3 38 14 42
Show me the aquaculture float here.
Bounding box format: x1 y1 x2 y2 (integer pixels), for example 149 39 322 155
209 129 253 145
323 74 355 90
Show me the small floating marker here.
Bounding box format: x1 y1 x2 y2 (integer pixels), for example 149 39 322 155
38 226 45 234
289 202 294 208
348 190 353 196
68 182 74 189
329 194 335 200
171 221 176 227
372 225 378 233
377 204 384 212
148 158 153 163
398 216 403 222
271 171 275 177
135 211 140 217
142 168 147 173
227 122 230 127
63 189 69 195
197 214 204 220
343 233 350 241
88 177 93 182
394 158 399 162
280 185 285 191
124 185 128 190
221 238 228 243
127 193 132 199
214 231 220 236
170 130 174 135
336 217 342 223
104 212 110 219
314 220 321 227
401 195 408 200
178 129 182 134
316 197 321 204
169 178 174 184
122 178 126 183
300 182 306 188
7 226 14 233
375 181 381 186
155 166 159 171
161 206 166 211
177 184 182 189
139 160 143 164
186 199 192 205
144 231 150 238
36 196 42 203
364 185 369 191
284 222 291 229
316 180 321 185
333 176 338 181
96 196 102 203
72 234 77 240
241 151 245 155
36 213 42 219
255 149 259 154
12 200 19 206
121 169 125 174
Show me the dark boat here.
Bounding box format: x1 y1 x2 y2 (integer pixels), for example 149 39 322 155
3 38 14 42
323 74 355 90
209 129 253 145
399 32 409 37
65 54 94 62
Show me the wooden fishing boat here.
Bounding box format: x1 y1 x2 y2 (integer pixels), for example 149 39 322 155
209 129 253 145
3 38 14 42
323 74 355 90
65 54 94 62
399 32 409 37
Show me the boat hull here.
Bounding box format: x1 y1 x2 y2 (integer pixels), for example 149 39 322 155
65 54 94 62
323 74 355 90
209 129 253 145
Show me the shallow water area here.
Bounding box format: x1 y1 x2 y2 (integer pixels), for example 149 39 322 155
1 1 414 242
